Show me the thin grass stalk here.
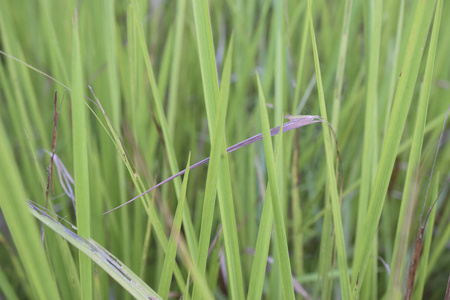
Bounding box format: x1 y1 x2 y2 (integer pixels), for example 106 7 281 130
247 121 286 299
190 0 245 298
158 154 192 299
307 0 352 299
382 0 405 133
331 0 353 131
256 74 295 299
130 0 198 259
412 173 439 300
355 1 383 297
167 0 187 137
386 0 443 295
350 0 438 290
71 10 92 300
0 125 61 300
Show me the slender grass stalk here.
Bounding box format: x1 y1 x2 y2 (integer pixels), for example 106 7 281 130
386 0 443 296
158 154 191 299
382 0 405 132
191 0 245 297
355 1 383 297
71 9 92 300
330 0 353 131
351 0 438 290
0 122 60 300
167 0 187 137
412 173 439 300
130 0 198 260
256 74 295 299
247 119 287 300
307 0 352 299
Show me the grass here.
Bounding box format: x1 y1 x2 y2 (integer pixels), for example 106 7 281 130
0 0 449 299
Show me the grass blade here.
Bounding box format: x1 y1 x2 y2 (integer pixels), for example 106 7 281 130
307 0 352 298
190 0 245 297
386 0 443 295
256 74 295 299
130 0 198 259
0 123 60 300
351 0 438 290
71 10 92 300
28 202 161 300
158 154 192 299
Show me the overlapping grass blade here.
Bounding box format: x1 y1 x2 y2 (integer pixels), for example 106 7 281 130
255 74 295 299
130 0 198 259
0 123 60 300
158 154 191 299
351 0 438 290
28 202 160 300
386 0 443 296
191 0 244 297
247 127 285 299
307 0 352 298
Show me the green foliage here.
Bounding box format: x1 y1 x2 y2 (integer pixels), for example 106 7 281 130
0 0 449 299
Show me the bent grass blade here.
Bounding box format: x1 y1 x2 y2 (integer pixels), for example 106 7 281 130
104 116 323 214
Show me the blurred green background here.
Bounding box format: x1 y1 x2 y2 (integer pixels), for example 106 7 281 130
0 0 449 299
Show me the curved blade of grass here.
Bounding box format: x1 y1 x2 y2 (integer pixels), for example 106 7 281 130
307 0 352 298
0 48 188 295
386 0 443 295
351 0 438 290
158 154 192 299
256 74 295 300
71 10 92 300
104 115 322 214
0 127 60 300
28 202 161 300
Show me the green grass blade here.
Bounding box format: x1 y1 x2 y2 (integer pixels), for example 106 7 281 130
331 0 353 130
386 0 443 296
0 267 19 300
191 33 244 299
28 202 161 300
0 125 60 300
167 0 188 136
190 0 245 297
412 173 439 300
130 0 198 259
213 37 246 300
158 154 192 299
351 0 438 289
71 10 92 300
307 1 352 298
256 74 295 300
247 187 273 300
354 1 383 297
248 127 287 299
